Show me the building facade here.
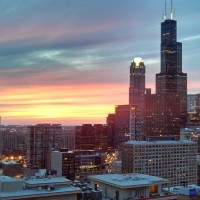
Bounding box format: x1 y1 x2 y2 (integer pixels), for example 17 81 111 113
0 125 27 153
89 173 177 200
75 124 109 151
26 124 62 169
121 140 197 187
187 94 200 125
106 113 115 149
145 5 187 140
62 126 75 151
114 105 130 149
51 149 102 182
129 57 145 140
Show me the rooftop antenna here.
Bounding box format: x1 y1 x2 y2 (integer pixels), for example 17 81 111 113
174 8 176 19
163 0 167 21
170 0 174 20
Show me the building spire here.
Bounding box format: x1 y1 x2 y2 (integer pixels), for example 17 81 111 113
163 0 167 21
170 0 174 20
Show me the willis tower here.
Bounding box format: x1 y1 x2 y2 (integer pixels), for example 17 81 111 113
145 0 187 140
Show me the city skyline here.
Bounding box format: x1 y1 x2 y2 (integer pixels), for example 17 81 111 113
0 0 199 125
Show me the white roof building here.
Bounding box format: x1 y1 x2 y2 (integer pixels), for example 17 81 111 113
89 173 177 200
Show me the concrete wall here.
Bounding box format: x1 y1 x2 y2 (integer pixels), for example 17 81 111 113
35 193 77 200
90 179 151 199
51 151 62 176
0 180 24 192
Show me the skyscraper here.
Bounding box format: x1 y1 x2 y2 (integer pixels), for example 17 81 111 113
145 1 187 140
129 58 145 140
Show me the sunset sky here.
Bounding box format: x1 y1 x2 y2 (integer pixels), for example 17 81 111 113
0 0 199 125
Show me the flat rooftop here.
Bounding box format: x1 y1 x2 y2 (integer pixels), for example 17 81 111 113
89 173 168 189
24 177 72 186
0 185 81 199
164 185 200 196
0 176 23 183
125 140 196 145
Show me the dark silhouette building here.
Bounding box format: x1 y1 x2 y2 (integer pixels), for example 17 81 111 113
114 105 130 149
145 4 187 140
51 149 102 182
106 114 115 149
129 57 145 140
106 105 130 150
75 124 109 151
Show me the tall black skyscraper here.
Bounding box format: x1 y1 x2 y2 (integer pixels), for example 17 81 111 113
145 1 187 140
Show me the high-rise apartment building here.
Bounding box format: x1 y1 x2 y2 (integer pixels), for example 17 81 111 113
145 2 187 140
121 140 197 187
26 124 62 169
129 58 145 140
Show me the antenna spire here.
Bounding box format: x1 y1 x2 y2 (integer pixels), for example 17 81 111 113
163 0 167 21
170 0 174 20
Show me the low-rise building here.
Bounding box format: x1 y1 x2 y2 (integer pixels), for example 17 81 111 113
2 161 23 178
0 176 81 200
51 149 102 182
89 173 177 200
164 185 200 200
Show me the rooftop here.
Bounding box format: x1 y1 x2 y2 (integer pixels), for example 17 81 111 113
0 185 81 199
0 176 23 183
125 140 196 145
89 173 168 189
24 177 72 186
0 176 81 199
164 185 200 196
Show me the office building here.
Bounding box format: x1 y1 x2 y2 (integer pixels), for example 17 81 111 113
187 94 200 125
121 140 197 187
75 124 109 151
129 57 145 140
114 105 130 149
145 2 187 140
51 149 102 182
180 128 200 153
62 126 75 150
187 94 200 113
0 125 27 153
26 124 62 169
106 113 115 149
